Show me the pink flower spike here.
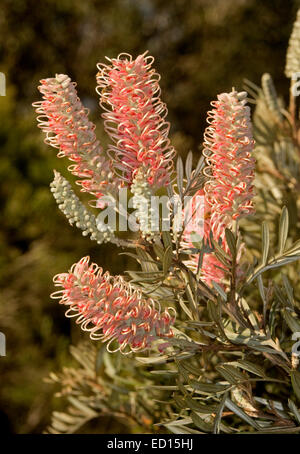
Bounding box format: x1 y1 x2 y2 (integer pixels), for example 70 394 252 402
51 256 175 354
33 74 122 205
96 53 176 188
203 90 255 234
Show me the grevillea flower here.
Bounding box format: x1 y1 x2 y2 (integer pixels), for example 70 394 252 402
50 170 116 245
33 74 121 206
131 167 157 240
96 52 176 188
182 90 255 285
51 256 175 354
180 189 225 285
203 90 255 242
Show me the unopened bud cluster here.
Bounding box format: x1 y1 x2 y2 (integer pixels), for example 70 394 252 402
50 171 114 244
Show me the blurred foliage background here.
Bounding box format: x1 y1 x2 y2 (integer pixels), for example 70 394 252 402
0 0 300 434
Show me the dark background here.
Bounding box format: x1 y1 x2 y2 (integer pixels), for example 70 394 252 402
0 0 299 434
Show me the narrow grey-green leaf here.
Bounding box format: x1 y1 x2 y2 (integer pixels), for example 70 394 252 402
225 228 236 256
225 398 260 430
213 392 228 434
191 411 213 432
163 245 173 275
282 273 294 307
185 151 193 183
232 359 266 378
176 157 184 198
261 221 270 266
212 281 227 301
189 380 230 395
288 399 300 424
174 394 187 410
67 397 98 418
216 364 246 385
278 206 289 254
184 396 219 413
257 275 267 323
282 309 300 333
162 230 173 250
211 239 231 262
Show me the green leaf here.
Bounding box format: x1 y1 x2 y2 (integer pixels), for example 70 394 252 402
136 249 159 272
184 396 219 413
185 151 193 183
211 239 231 262
278 206 289 254
180 360 201 377
238 297 260 332
212 281 227 301
176 361 190 383
163 245 173 276
176 156 184 198
232 359 266 378
153 243 164 261
282 309 300 333
136 356 169 365
225 398 260 430
207 300 221 324
225 228 236 256
174 394 187 410
67 397 98 418
257 275 267 322
261 221 270 266
162 230 173 250
213 392 228 434
191 411 214 432
216 364 247 385
178 296 193 320
288 399 300 424
150 370 177 376
194 155 205 176
291 371 300 402
284 239 300 256
282 274 294 307
189 380 231 395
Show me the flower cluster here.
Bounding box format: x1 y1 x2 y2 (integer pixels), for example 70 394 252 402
203 90 255 242
96 52 176 188
131 167 157 240
51 257 175 353
34 56 256 347
33 74 121 206
182 91 255 285
50 170 115 244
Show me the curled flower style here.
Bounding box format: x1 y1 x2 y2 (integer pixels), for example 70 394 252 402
33 74 121 205
51 256 175 354
203 90 255 240
96 52 176 187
